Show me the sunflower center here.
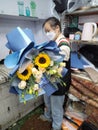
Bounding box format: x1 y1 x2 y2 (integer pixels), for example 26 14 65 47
22 69 28 76
39 57 46 64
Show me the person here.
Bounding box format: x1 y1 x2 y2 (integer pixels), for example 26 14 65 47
39 17 71 130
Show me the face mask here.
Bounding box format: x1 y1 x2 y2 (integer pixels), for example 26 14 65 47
46 31 56 41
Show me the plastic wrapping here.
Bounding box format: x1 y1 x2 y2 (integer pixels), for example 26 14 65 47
65 98 87 121
90 0 98 7
67 0 91 13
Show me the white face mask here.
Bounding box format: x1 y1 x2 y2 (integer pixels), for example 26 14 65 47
46 31 56 41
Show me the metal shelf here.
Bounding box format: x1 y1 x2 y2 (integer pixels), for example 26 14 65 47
70 40 98 45
0 14 44 21
65 6 98 16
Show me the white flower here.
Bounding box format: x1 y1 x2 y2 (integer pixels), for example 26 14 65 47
57 67 63 75
35 78 41 83
38 67 46 73
52 65 59 70
50 60 54 66
18 80 26 90
33 84 39 91
59 62 66 67
34 71 43 79
32 67 38 74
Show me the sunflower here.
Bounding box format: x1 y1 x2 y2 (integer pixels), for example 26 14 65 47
17 67 32 80
34 53 51 68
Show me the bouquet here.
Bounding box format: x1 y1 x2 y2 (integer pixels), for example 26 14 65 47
4 27 67 103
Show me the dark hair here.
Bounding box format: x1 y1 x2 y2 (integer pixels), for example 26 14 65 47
43 17 61 31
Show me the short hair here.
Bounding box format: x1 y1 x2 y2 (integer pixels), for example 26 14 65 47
43 17 61 31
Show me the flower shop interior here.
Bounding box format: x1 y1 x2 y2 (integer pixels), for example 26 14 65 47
0 0 98 130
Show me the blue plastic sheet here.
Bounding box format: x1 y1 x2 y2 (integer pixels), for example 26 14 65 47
4 27 67 102
71 52 89 69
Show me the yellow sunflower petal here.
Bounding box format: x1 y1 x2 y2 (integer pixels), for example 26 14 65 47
34 53 50 68
17 68 32 80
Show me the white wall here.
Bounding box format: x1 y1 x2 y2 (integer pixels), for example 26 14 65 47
0 0 53 18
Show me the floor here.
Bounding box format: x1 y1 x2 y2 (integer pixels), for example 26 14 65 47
7 105 52 130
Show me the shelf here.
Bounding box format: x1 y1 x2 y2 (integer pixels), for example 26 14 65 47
65 6 98 16
0 14 44 21
70 40 98 45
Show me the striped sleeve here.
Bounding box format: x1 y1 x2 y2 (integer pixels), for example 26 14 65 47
58 38 70 61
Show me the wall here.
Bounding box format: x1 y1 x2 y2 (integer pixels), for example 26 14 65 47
0 0 53 18
0 80 43 130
